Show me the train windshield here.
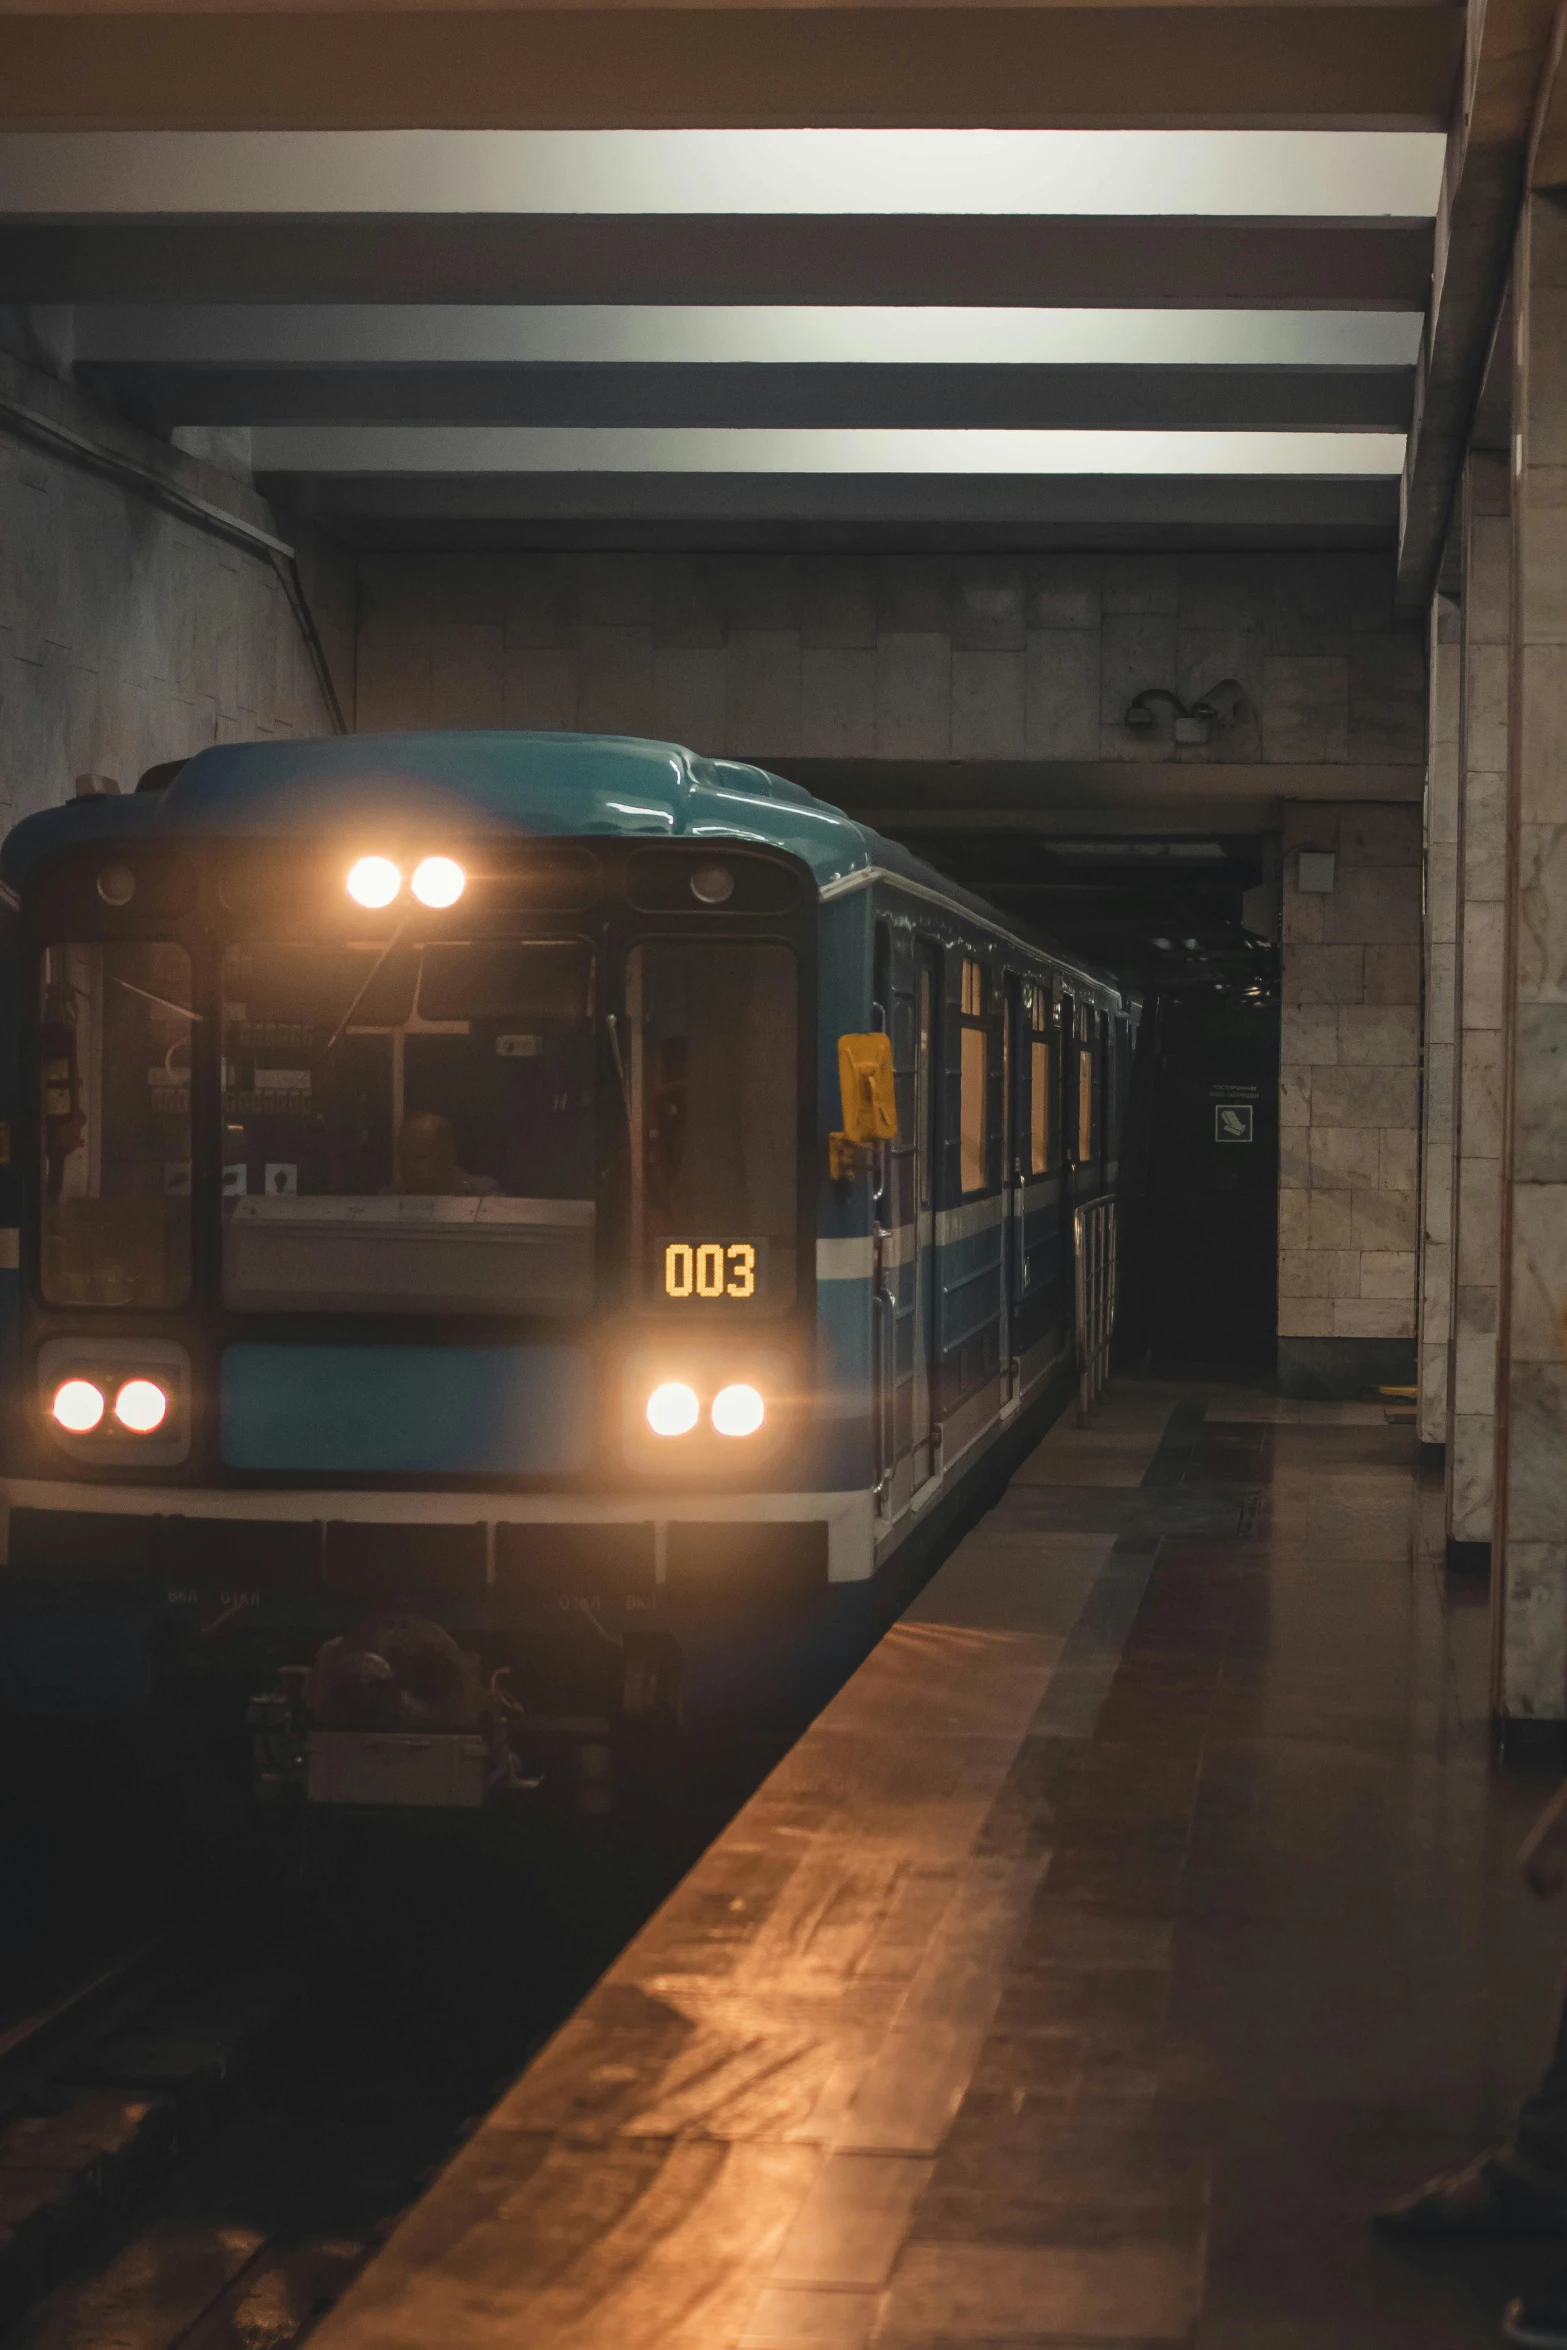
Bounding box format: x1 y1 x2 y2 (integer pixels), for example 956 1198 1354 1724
628 941 798 1315
39 941 195 1309
220 939 596 1317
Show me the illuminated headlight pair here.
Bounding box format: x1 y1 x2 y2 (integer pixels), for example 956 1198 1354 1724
647 1381 765 1439
53 1376 167 1435
347 855 465 910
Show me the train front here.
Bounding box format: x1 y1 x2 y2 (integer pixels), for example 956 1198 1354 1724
0 737 846 1805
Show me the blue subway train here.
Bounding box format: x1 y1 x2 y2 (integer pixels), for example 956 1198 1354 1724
0 733 1138 1801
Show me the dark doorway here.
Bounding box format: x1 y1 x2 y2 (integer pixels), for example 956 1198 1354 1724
1145 988 1279 1367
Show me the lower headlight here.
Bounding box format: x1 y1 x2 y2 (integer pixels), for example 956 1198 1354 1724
52 1378 105 1433
647 1380 700 1437
711 1383 765 1438
114 1378 168 1434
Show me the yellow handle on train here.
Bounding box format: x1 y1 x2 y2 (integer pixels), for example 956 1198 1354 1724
829 1032 897 1180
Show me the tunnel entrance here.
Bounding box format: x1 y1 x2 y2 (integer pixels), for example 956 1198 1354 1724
876 818 1282 1374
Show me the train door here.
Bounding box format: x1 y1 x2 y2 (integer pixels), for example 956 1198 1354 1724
1001 971 1023 1406
1058 986 1077 1309
910 947 939 1486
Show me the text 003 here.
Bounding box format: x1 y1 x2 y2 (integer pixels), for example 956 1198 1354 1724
663 1241 757 1300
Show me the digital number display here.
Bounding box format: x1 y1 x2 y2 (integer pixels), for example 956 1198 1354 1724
663 1241 757 1300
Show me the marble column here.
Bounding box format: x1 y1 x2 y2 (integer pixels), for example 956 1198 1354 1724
1446 454 1509 1561
1418 592 1460 1443
1495 193 1567 1730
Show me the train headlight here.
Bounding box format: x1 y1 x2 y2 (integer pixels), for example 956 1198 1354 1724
711 1383 765 1438
646 1381 700 1437
52 1379 104 1433
411 855 465 908
347 855 401 909
113 1378 168 1434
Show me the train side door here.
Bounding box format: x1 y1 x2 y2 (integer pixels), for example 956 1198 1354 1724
910 948 939 1486
1001 971 1023 1406
1058 987 1077 1316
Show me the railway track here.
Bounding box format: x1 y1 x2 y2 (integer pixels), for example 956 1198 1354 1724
0 1727 790 2350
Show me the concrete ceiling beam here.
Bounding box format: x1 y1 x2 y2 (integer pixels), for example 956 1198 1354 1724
92 358 1415 430
0 8 1461 133
259 464 1399 537
0 216 1436 307
1396 0 1559 606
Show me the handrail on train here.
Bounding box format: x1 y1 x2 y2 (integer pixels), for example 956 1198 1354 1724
1072 1194 1118 1424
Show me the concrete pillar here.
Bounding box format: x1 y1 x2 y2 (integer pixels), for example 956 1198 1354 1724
1495 194 1567 1731
1418 591 1461 1442
1446 453 1510 1564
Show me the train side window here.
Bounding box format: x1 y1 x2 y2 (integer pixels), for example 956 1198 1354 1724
1078 1038 1095 1165
1028 991 1055 1175
959 956 987 1195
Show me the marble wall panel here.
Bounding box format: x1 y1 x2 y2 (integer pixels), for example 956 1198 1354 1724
1365 944 1422 1004
353 551 1422 775
1325 865 1423 945
1361 1250 1417 1299
502 645 576 730
1278 1298 1334 1337
1309 1127 1382 1190
799 646 876 758
1505 1362 1567 1544
1279 1066 1311 1126
726 629 801 754
1513 1002 1567 1182
1311 1067 1418 1130
1381 1129 1419 1193
1339 1005 1421 1065
951 648 1026 760
1309 1191 1355 1249
1352 1186 1419 1251
1024 630 1099 759
1517 821 1567 998
651 645 727 749
1501 1542 1567 1718
1280 1005 1339 1064
1335 1296 1416 1338
875 634 951 757
1262 655 1350 763
1278 1250 1360 1299
1450 1411 1495 1543
1283 946 1365 1004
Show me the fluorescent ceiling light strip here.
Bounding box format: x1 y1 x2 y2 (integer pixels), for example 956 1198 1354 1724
0 130 1446 218
251 426 1407 475
75 307 1426 370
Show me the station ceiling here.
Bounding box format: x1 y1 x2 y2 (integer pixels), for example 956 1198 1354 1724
0 104 1453 552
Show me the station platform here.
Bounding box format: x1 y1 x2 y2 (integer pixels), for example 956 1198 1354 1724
309 1379 1567 2350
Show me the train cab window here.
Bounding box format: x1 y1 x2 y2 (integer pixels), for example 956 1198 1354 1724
959 957 988 1196
1027 989 1055 1176
39 941 193 1308
629 940 798 1314
220 938 597 1316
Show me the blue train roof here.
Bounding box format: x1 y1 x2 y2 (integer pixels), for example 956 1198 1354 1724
2 731 1125 996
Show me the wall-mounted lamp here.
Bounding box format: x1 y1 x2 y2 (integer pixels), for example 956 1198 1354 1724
1123 679 1252 747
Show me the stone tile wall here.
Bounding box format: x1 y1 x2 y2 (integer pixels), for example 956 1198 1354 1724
1448 453 1510 1550
1494 194 1567 1724
356 551 1425 770
1278 801 1423 1363
1419 595 1461 1442
0 359 353 828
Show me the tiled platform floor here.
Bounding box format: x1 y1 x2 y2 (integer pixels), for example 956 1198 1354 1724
310 1378 1567 2350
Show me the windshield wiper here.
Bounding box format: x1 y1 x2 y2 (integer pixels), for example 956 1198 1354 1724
605 1011 633 1134
326 922 411 1052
